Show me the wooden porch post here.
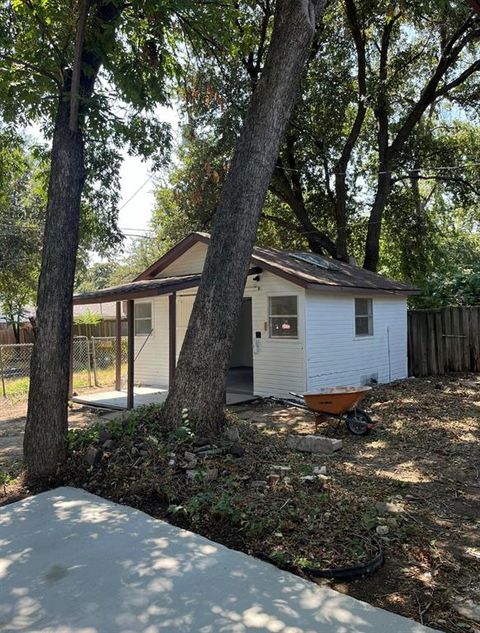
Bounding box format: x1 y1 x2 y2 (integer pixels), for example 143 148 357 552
169 292 176 385
127 299 135 409
115 301 122 391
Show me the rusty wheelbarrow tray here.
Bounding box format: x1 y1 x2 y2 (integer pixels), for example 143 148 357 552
289 386 375 436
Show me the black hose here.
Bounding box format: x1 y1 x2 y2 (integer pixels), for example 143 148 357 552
261 542 384 583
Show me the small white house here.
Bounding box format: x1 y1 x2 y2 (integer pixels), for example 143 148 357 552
73 232 417 408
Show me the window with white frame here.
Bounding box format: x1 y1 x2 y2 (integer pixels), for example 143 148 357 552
354 298 373 337
268 296 298 338
134 302 152 336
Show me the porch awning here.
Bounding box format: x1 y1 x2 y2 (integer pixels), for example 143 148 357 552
73 274 202 305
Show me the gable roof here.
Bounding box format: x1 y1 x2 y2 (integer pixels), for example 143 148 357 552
135 232 419 296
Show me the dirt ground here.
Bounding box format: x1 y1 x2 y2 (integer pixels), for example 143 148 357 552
1 374 479 631
0 398 103 469
237 376 480 632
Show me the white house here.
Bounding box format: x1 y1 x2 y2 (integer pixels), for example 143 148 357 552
73 232 418 408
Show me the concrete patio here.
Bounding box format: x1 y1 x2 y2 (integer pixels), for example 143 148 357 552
72 385 252 409
0 487 441 633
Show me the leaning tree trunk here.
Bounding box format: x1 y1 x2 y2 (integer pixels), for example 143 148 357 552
363 170 392 272
162 0 328 435
23 97 85 478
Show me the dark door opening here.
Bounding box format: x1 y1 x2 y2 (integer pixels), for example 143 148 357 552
227 298 253 395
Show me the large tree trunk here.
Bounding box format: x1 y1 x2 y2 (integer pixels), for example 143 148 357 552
23 0 122 479
162 0 327 434
23 97 85 478
363 171 392 271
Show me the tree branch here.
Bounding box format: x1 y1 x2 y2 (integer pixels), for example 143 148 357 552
0 53 60 85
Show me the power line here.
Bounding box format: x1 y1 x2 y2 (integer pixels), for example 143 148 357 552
118 175 154 211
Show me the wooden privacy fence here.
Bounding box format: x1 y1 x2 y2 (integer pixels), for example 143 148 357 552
408 306 480 377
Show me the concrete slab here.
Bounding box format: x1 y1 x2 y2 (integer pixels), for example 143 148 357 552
72 387 253 410
0 487 441 633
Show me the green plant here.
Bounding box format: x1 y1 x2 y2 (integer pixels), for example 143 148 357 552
0 470 14 494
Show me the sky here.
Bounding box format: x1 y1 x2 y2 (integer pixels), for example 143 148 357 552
117 104 180 238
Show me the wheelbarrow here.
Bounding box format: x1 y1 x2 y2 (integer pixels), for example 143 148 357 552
288 386 375 436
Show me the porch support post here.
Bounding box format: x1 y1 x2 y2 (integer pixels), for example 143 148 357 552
169 292 176 385
127 299 135 409
115 301 122 391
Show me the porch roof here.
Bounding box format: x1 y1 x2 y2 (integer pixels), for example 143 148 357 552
73 274 202 305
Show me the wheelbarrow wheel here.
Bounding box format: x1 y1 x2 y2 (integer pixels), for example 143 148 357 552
345 409 372 436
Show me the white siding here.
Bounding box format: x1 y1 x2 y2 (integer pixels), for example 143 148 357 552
134 267 308 395
246 273 306 397
156 242 208 278
305 291 408 389
133 297 169 387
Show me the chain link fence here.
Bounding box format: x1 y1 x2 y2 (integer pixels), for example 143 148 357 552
0 336 128 400
91 337 128 388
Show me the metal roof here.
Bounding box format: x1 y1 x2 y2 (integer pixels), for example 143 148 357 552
73 274 202 305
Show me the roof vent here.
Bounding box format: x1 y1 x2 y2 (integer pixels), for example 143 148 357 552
290 252 341 272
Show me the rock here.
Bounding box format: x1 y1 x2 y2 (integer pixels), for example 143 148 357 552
313 466 327 475
267 473 281 486
224 426 240 443
186 467 218 481
98 429 111 444
205 467 218 481
300 475 316 484
194 444 213 453
376 525 389 536
168 458 176 467
184 451 197 464
287 434 342 454
252 480 267 489
194 437 210 448
229 445 245 458
375 501 404 514
197 447 226 457
271 465 291 472
453 599 480 623
85 446 102 467
102 439 114 450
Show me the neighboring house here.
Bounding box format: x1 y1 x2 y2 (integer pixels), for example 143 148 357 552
73 233 418 404
73 303 126 321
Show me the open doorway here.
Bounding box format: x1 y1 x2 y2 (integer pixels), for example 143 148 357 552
227 298 253 396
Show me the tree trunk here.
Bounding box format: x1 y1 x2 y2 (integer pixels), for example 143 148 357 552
363 171 392 271
162 0 327 434
24 97 85 479
333 173 349 261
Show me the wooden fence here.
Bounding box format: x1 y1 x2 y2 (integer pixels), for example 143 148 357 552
0 324 34 345
0 319 127 344
408 306 480 377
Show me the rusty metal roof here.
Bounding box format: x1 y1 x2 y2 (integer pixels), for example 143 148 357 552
73 274 202 305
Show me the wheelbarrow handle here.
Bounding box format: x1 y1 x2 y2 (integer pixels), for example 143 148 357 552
289 391 304 400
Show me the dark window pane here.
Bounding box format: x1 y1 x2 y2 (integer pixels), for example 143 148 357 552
135 319 152 335
355 298 371 317
135 303 152 319
269 316 298 337
270 296 297 316
355 316 372 336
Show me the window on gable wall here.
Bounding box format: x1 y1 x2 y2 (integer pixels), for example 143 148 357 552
269 296 298 338
354 298 373 336
134 302 152 335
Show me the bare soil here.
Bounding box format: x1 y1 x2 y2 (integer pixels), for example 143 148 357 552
1 374 479 632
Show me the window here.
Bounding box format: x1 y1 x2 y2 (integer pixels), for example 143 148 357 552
269 296 298 338
134 302 152 336
354 298 373 337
